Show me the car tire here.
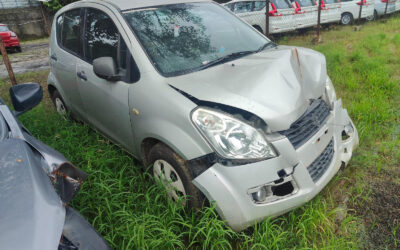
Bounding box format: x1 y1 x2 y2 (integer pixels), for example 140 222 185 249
341 13 353 25
51 90 69 118
253 25 264 34
148 142 205 210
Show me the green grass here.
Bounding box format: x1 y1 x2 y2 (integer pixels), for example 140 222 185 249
1 15 400 249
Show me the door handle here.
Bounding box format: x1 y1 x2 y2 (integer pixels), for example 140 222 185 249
77 71 87 81
50 54 57 61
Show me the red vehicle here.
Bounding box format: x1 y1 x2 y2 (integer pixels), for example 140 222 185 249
0 24 21 52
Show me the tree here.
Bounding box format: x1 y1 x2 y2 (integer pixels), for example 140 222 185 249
42 0 78 12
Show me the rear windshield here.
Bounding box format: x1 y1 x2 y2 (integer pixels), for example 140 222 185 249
297 0 315 7
272 0 293 9
0 26 9 32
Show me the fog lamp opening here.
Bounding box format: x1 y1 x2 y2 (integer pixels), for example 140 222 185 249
342 123 354 141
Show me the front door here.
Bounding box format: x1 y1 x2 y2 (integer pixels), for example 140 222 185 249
76 7 137 151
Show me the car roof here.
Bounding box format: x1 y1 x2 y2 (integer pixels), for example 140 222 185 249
0 24 6 26
99 0 210 11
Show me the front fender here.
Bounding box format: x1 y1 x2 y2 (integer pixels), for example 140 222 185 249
136 118 213 161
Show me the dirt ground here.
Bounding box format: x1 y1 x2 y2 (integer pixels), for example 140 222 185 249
0 39 49 79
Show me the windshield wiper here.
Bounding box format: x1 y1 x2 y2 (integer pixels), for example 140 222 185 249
195 42 276 72
198 50 256 71
256 42 276 53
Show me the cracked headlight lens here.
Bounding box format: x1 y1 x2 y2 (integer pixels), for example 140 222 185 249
192 108 277 160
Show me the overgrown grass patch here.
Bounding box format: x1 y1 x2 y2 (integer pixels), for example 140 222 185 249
1 15 400 249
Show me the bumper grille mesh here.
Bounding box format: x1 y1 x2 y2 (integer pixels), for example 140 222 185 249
308 139 334 182
280 99 331 149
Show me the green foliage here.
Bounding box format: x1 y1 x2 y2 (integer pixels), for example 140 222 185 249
43 0 78 12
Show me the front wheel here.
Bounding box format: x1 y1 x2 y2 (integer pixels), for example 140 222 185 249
148 143 205 210
341 13 353 25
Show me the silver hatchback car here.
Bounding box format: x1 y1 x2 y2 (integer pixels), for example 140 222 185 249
48 0 359 231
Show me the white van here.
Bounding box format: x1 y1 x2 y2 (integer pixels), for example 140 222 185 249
224 0 296 34
340 0 374 24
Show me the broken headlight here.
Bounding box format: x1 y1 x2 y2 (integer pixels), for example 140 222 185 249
192 108 277 160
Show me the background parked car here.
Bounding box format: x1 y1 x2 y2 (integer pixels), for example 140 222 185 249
224 0 297 34
0 23 21 52
373 0 396 19
340 0 374 24
0 83 109 250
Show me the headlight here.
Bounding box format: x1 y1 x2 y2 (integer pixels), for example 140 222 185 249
191 108 277 160
325 77 337 107
10 32 17 37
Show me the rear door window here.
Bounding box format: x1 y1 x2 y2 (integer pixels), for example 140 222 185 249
61 9 83 56
254 1 267 10
272 0 293 8
297 0 315 6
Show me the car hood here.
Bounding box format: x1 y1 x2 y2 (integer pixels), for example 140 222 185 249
0 139 65 250
168 46 327 131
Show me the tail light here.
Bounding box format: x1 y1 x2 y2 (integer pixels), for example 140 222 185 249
356 0 366 5
10 32 16 37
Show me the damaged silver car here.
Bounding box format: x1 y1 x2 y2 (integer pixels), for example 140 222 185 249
48 0 359 231
0 83 110 250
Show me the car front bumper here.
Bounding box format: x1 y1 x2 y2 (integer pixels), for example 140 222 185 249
193 98 359 231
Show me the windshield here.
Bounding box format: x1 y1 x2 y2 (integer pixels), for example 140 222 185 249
0 26 9 32
123 3 271 77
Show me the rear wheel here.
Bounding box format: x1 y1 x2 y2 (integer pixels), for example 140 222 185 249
253 25 264 34
341 13 353 25
148 143 205 210
51 90 68 118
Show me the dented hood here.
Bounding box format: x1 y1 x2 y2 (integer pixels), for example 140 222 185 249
169 46 327 131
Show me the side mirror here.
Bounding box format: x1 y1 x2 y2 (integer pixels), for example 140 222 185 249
93 57 121 81
9 83 43 116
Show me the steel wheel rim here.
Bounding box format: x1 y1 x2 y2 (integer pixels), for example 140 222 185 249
153 159 186 204
55 98 67 115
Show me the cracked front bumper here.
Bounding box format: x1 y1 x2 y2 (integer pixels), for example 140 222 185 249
193 99 359 231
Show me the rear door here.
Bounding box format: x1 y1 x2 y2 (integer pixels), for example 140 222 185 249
50 9 86 117
75 7 139 150
269 0 295 33
320 0 341 24
293 0 318 29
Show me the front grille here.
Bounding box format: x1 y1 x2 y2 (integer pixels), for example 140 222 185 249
280 99 331 149
308 139 334 182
